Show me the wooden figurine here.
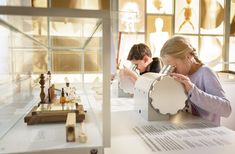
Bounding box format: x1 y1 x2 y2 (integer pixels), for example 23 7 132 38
48 84 55 103
66 113 76 142
39 74 46 104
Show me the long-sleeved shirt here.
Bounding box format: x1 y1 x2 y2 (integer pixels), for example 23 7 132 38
140 57 161 75
188 65 232 126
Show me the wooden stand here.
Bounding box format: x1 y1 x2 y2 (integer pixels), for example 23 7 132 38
66 113 76 142
24 103 85 125
25 73 85 125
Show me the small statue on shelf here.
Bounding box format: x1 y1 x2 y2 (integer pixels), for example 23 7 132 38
39 74 46 104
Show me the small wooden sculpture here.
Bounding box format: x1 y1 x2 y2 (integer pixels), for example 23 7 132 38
78 122 87 143
39 74 46 104
66 113 76 142
24 73 85 125
48 84 55 103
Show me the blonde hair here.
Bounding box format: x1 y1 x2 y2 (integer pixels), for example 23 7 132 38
160 36 202 64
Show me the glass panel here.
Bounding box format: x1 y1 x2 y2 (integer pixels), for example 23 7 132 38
0 25 11 83
230 0 235 35
0 19 46 141
147 0 173 14
52 51 82 73
0 15 48 45
0 0 32 6
200 0 224 35
83 22 103 137
49 0 100 10
13 50 48 74
50 17 100 49
117 33 145 68
199 36 223 71
147 15 172 57
84 51 101 72
175 0 199 34
0 0 101 10
229 37 235 71
118 0 145 32
84 24 102 73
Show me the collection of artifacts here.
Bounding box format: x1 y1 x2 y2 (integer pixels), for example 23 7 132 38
24 71 87 143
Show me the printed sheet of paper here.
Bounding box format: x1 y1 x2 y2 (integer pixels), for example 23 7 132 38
134 122 235 152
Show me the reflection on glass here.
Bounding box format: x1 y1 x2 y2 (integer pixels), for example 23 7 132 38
175 0 199 34
0 25 10 82
229 37 235 71
32 0 47 7
52 51 81 72
119 0 145 32
200 0 224 34
13 51 31 73
147 0 173 14
33 51 48 73
117 33 144 68
32 0 100 10
0 16 49 43
51 36 84 49
52 51 101 73
1 0 101 10
12 50 48 74
84 52 101 72
50 18 99 37
199 36 223 70
149 18 169 57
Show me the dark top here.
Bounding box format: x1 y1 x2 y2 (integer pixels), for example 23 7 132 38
140 57 161 75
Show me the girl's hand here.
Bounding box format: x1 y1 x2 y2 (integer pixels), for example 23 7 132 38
170 73 193 92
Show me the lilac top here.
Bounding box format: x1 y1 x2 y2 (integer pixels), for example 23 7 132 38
188 65 231 126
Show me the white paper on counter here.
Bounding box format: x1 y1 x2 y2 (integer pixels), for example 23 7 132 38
134 122 235 153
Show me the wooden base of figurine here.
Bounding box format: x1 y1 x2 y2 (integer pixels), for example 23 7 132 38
24 103 85 125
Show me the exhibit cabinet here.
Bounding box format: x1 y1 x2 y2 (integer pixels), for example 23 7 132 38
0 1 111 154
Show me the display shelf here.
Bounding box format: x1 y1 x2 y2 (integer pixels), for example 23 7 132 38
0 93 103 154
0 4 111 154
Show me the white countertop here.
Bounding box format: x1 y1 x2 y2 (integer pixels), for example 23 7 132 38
105 81 235 154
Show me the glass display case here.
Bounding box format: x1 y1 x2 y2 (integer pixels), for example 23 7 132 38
0 2 111 154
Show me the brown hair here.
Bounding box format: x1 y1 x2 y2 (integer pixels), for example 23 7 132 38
160 36 202 64
127 43 152 60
